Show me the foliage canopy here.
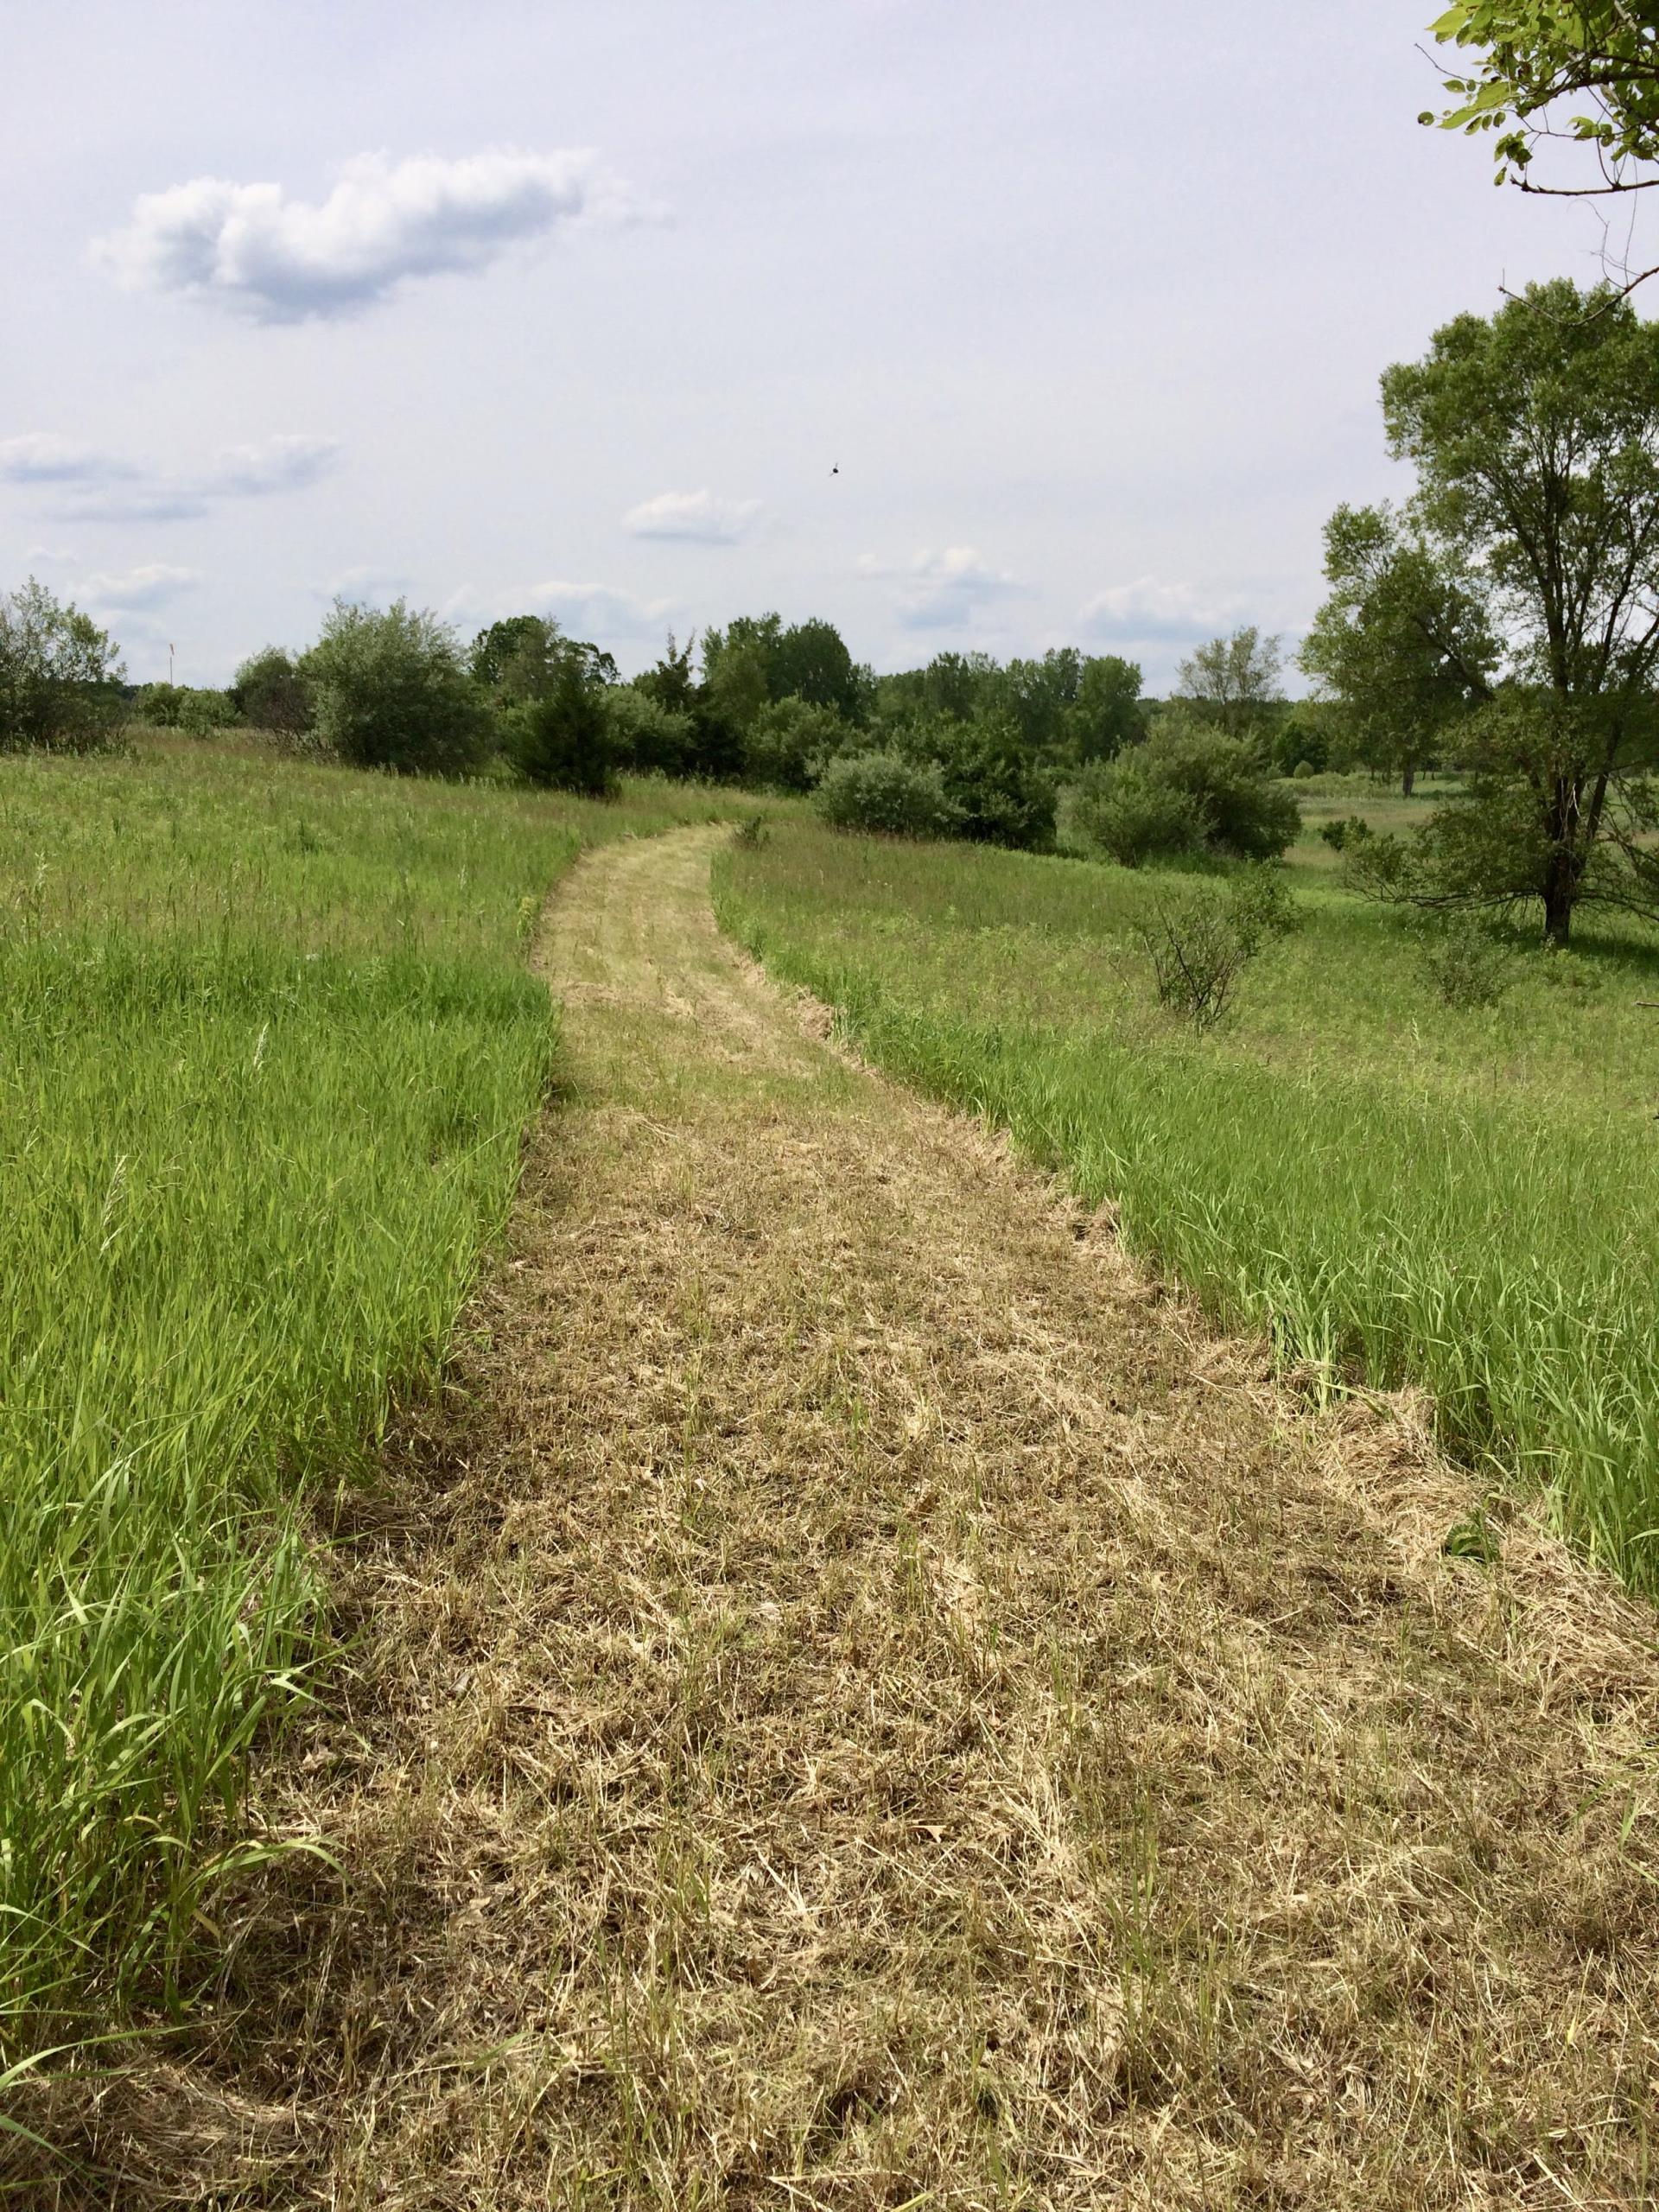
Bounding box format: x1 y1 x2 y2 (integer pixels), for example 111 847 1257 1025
1428 2 1659 198
1311 280 1659 943
304 600 488 779
0 579 125 753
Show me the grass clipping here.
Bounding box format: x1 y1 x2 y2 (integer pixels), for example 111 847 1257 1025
33 827 1659 2210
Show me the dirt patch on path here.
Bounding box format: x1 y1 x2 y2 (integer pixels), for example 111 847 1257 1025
83 828 1659 2207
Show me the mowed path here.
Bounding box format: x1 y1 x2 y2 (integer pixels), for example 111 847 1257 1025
130 829 1659 2207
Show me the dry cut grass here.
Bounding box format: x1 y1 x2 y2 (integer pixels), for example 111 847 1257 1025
26 828 1659 2208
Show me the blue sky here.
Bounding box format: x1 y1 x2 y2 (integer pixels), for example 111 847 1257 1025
0 1 1624 686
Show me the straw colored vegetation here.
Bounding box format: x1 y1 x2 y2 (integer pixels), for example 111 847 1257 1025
717 812 1659 1594
0 740 728 2068
36 824 1659 2208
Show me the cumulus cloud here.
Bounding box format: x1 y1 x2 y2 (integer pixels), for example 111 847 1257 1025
528 580 675 640
0 435 131 486
0 429 342 522
859 544 1024 631
93 149 648 322
80 563 200 610
1077 577 1237 645
204 434 340 497
622 489 762 545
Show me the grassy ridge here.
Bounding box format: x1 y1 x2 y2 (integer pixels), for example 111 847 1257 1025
715 817 1659 1592
0 741 723 2051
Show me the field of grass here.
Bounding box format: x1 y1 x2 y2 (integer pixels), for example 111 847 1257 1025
1280 771 1463 874
715 813 1659 1592
0 736 727 2062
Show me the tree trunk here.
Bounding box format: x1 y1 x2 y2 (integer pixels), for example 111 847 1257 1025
1541 849 1576 948
1401 762 1415 797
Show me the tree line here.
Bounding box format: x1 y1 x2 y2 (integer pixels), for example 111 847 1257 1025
0 576 1311 871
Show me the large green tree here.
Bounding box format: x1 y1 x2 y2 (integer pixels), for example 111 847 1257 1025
304 600 488 777
0 578 125 753
1300 504 1498 792
1175 626 1283 738
702 613 864 722
1429 3 1659 219
1321 280 1659 945
1067 654 1146 761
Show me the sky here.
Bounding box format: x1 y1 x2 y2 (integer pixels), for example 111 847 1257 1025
0 1 1633 688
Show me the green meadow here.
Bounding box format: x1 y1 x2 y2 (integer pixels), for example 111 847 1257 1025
716 808 1659 1591
0 739 724 2056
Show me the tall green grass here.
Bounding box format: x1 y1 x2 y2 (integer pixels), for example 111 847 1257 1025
0 741 726 2054
716 820 1659 1593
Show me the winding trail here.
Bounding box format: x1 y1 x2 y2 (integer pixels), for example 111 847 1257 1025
114 829 1659 2207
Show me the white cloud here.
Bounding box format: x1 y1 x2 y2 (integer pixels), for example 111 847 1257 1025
622 488 762 545
0 435 130 486
0 429 342 523
859 544 1024 631
1077 577 1238 646
93 149 648 323
526 579 676 641
203 434 340 497
80 563 200 610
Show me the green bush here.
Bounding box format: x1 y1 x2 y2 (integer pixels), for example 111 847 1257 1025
814 750 960 838
1320 814 1373 853
1228 861 1299 950
507 661 619 796
0 579 125 754
137 684 238 735
893 710 1055 849
136 682 188 728
604 686 698 779
1416 915 1515 1009
1069 715 1299 868
742 696 848 793
303 601 488 778
1141 885 1256 1032
1067 754 1206 867
179 689 238 735
232 647 313 737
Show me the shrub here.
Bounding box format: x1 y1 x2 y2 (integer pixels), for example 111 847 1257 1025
507 661 619 795
1139 867 1291 1032
137 684 238 734
603 687 697 778
0 578 125 753
303 600 488 778
136 682 188 728
232 647 313 736
1228 862 1299 951
179 689 238 735
1068 754 1205 867
742 697 848 793
1141 887 1256 1033
1070 715 1300 868
1415 915 1515 1009
903 711 1056 849
1320 814 1372 853
813 750 960 839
